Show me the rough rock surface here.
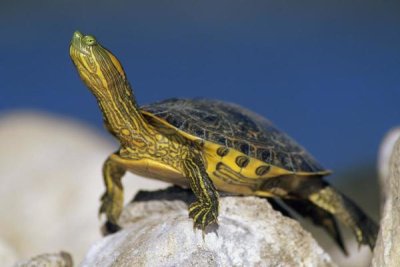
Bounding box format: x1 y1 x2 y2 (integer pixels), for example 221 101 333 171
0 112 167 262
372 130 400 266
81 189 335 267
13 251 73 267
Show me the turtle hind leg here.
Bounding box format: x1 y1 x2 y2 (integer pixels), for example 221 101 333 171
304 181 379 250
259 176 378 250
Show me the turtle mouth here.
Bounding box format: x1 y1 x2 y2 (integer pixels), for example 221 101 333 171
70 31 91 56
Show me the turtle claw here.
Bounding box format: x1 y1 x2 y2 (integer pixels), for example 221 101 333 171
189 200 218 235
99 191 123 225
104 220 122 234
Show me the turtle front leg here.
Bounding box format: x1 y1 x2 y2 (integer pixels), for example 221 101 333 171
181 155 219 231
99 154 126 226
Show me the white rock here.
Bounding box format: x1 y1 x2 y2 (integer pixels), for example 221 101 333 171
372 132 400 266
377 127 400 203
81 195 335 267
0 111 167 262
13 251 73 267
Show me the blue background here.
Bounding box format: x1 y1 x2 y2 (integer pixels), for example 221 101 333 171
1 0 399 172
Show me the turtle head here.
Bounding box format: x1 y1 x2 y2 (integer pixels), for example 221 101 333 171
70 31 127 99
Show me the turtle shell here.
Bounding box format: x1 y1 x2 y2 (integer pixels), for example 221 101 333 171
142 98 327 174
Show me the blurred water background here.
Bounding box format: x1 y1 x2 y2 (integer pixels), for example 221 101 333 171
0 1 399 266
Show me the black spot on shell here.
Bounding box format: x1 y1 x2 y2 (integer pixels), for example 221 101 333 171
258 149 272 163
239 143 250 155
275 152 289 167
235 156 250 168
217 147 229 157
214 134 226 145
204 115 218 123
256 165 271 176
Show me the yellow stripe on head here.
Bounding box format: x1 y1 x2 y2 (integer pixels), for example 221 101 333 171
105 48 126 80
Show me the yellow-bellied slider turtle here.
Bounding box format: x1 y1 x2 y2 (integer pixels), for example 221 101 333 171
69 31 378 253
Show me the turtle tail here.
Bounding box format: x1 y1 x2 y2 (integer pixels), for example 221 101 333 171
304 182 379 250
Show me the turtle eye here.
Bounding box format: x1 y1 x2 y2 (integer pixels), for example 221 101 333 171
84 36 97 46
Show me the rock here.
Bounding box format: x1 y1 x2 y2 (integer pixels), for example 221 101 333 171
81 188 335 267
377 128 400 205
0 112 167 261
372 130 400 266
13 251 73 267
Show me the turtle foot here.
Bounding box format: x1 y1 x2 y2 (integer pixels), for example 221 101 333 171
104 220 122 234
188 200 218 233
99 191 123 225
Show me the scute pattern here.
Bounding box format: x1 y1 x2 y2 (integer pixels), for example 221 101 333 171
142 98 326 173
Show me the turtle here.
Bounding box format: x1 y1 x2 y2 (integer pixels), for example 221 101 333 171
69 31 378 253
